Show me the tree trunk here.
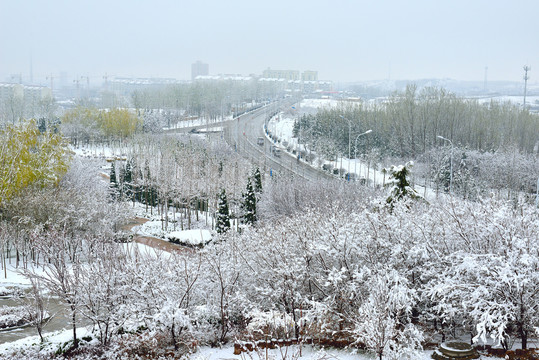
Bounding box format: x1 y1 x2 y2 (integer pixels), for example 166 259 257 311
72 306 78 348
171 321 178 350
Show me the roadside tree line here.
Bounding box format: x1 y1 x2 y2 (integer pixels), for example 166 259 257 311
294 85 539 201
297 85 539 159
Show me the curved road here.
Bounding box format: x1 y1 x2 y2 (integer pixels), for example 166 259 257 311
223 103 333 181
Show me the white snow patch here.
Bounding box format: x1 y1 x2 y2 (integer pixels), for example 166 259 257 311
167 229 212 246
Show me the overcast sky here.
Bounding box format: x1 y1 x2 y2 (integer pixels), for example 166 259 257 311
1 0 537 84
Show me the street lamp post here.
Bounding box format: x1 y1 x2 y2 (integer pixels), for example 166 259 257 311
340 115 352 179
354 130 372 180
292 106 300 157
437 135 453 195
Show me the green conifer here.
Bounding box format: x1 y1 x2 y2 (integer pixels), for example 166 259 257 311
109 162 119 199
242 177 257 225
253 167 262 194
216 189 231 234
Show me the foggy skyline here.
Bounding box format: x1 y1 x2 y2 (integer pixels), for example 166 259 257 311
1 0 538 85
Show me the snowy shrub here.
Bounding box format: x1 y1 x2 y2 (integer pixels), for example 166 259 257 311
246 310 297 340
352 269 424 360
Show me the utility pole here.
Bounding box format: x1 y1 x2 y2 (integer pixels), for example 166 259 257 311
523 65 531 108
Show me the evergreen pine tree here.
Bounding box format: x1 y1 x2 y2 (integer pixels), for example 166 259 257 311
37 118 47 133
242 177 257 225
216 189 231 234
123 160 133 200
435 151 452 193
253 167 262 194
109 162 119 199
385 161 422 205
453 151 477 200
218 161 223 177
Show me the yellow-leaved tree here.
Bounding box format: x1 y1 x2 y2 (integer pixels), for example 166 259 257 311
61 107 141 143
97 108 141 138
0 120 71 206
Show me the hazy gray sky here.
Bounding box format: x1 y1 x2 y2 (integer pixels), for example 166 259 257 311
1 0 537 84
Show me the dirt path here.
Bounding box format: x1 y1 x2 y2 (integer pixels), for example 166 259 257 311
122 217 190 253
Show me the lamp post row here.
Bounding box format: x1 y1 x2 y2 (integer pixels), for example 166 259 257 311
339 115 373 181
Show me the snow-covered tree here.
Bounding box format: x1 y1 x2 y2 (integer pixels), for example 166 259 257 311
353 269 423 360
216 189 231 234
385 161 422 205
241 177 257 225
430 244 539 350
78 243 130 346
122 159 133 200
17 274 49 343
109 161 119 199
25 229 82 348
252 167 262 194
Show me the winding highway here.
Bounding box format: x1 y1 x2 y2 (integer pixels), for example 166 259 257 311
223 102 334 181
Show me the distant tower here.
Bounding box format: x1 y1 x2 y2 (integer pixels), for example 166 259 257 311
191 60 209 81
523 65 531 108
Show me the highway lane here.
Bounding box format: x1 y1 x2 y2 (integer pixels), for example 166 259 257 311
223 103 334 181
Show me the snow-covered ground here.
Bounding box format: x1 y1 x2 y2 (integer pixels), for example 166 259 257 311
472 94 539 107
194 345 440 360
131 202 216 246
0 264 37 288
0 327 485 360
168 229 212 246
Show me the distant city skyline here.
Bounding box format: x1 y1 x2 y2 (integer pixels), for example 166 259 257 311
1 0 538 85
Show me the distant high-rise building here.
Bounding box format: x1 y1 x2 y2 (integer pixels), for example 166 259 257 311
302 71 318 82
191 60 209 81
262 68 300 81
